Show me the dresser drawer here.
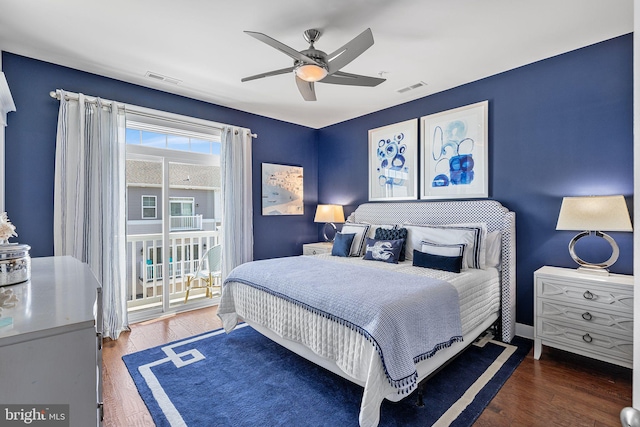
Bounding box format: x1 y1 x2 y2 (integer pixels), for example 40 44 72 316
537 318 632 364
536 275 632 314
536 299 633 337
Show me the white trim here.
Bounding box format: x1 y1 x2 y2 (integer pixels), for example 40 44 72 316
515 322 534 340
0 72 16 127
0 55 15 212
633 0 640 409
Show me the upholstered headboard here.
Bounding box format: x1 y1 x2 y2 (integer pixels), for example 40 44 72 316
346 200 516 343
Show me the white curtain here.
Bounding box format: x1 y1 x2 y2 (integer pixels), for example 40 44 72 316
53 90 128 339
220 126 253 279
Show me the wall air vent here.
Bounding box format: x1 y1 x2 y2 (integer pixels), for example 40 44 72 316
396 81 427 94
145 71 182 85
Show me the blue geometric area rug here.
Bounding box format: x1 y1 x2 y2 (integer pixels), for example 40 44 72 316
123 323 531 427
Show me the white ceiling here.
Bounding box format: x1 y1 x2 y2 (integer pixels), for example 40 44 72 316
0 0 633 129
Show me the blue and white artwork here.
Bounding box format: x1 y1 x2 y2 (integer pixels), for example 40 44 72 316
368 119 418 201
421 101 489 200
261 163 303 215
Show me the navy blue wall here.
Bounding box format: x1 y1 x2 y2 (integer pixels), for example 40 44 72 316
2 34 634 327
2 52 319 261
317 34 634 326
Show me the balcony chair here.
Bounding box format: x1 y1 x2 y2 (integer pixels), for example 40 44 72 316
184 244 222 303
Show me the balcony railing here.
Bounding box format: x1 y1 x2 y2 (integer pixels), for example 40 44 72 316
126 229 219 311
170 214 203 231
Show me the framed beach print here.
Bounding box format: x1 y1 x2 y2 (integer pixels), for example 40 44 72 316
261 163 304 215
420 100 489 200
368 119 418 201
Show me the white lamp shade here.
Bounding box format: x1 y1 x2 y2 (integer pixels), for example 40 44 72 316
556 195 632 232
314 204 345 223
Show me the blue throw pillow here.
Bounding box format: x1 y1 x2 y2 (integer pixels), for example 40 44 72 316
363 238 404 264
412 249 463 273
375 227 408 261
331 233 356 257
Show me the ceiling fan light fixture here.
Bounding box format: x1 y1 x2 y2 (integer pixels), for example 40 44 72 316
295 64 328 82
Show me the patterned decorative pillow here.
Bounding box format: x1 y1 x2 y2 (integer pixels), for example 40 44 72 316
363 238 404 264
341 223 371 256
375 227 408 261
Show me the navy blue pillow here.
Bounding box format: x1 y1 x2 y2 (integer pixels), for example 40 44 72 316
412 249 463 273
363 238 404 264
375 227 408 261
331 233 356 257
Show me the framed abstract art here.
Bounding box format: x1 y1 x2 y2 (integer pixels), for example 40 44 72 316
368 119 418 201
420 101 489 199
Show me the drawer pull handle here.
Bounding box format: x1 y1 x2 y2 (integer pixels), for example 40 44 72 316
582 333 593 343
581 312 593 321
583 290 595 300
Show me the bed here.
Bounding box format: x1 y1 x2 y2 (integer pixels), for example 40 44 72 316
218 200 515 427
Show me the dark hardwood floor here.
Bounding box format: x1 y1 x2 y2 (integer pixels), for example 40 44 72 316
103 306 631 426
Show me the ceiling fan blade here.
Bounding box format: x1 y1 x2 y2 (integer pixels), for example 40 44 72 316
326 28 374 74
320 71 385 87
241 66 294 82
245 31 322 65
295 76 316 101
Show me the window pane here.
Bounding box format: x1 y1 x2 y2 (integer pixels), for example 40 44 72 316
141 131 166 148
167 135 189 151
211 142 221 155
190 138 212 154
181 203 193 215
170 203 181 216
126 128 141 145
143 207 156 218
142 196 156 207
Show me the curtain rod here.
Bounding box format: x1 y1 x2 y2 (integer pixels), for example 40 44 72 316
49 89 257 139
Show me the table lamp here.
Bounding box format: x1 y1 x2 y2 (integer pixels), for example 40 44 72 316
556 195 632 274
314 204 345 242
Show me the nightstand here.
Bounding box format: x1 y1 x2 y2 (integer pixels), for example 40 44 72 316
302 242 333 255
534 266 633 368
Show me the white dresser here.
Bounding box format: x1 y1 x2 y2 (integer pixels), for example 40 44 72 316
534 266 633 368
0 256 102 426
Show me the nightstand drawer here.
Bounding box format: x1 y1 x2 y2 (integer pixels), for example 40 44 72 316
536 318 632 364
536 299 633 337
302 242 333 255
536 275 632 314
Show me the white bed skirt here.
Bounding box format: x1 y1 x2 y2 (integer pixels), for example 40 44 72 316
220 280 498 427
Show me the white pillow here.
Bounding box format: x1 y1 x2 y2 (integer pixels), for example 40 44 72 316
421 240 466 258
404 223 485 269
485 231 502 268
341 223 371 256
445 223 487 269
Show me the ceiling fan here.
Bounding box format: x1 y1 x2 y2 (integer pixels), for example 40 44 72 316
241 28 386 101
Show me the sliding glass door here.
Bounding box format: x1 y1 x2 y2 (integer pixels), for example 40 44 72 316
125 144 220 322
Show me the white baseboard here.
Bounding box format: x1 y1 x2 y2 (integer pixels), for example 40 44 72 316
515 322 534 339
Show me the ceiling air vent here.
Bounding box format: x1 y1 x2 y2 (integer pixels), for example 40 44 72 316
396 81 427 94
145 71 182 85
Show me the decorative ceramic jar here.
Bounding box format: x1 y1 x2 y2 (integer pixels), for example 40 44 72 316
0 243 31 286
